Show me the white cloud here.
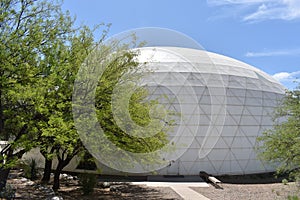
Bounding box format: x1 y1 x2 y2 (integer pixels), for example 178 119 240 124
245 49 300 57
207 0 300 21
272 71 300 82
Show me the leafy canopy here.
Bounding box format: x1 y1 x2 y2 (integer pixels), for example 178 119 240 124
257 84 300 181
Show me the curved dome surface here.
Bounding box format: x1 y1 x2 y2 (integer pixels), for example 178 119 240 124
138 47 284 93
21 46 285 176
135 46 285 175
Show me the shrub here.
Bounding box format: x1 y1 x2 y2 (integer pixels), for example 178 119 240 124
78 173 97 195
22 158 38 180
288 195 299 200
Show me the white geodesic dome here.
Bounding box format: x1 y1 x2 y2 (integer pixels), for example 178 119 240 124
133 46 285 175
21 46 285 176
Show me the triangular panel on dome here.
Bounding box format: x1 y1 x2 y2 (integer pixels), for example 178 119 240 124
260 80 275 92
263 91 277 100
181 149 200 162
198 114 211 126
245 97 263 106
214 137 230 149
228 159 244 174
186 73 206 86
199 104 211 115
198 94 211 105
231 136 253 148
221 136 235 146
181 104 201 117
211 94 227 105
246 77 261 90
240 115 260 126
199 137 222 149
244 106 263 116
207 148 230 161
244 114 262 125
246 89 263 99
180 161 196 175
204 73 226 87
227 96 246 105
237 160 249 171
263 98 277 107
262 107 275 116
245 136 258 146
261 116 273 126
198 161 218 174
221 126 239 137
171 62 198 72
229 114 242 125
227 88 246 97
244 159 266 173
240 126 260 137
228 76 247 89
231 148 252 160
164 72 189 86
209 160 224 173
226 105 245 115
217 160 232 174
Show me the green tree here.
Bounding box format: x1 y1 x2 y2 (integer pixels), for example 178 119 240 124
257 84 300 181
0 0 73 190
38 25 98 190
0 0 172 191
72 42 174 175
47 40 172 189
37 23 108 185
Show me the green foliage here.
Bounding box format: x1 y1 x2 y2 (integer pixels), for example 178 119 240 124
22 159 38 180
0 0 173 190
0 0 79 189
78 173 97 195
0 0 74 170
72 40 175 172
288 195 299 200
94 49 170 154
257 86 300 181
283 179 289 185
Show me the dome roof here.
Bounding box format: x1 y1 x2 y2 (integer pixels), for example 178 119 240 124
136 46 285 93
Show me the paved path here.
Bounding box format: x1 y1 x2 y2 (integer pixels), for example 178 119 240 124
131 182 210 200
170 185 210 200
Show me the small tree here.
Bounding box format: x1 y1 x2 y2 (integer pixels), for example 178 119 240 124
257 84 300 181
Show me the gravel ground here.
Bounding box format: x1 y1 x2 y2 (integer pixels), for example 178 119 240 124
5 170 300 200
58 183 183 200
7 174 183 199
191 182 299 200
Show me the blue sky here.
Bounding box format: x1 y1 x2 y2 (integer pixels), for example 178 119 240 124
62 0 300 89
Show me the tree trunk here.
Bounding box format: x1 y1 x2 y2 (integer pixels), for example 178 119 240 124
52 155 74 190
0 168 10 191
41 158 52 183
52 162 64 190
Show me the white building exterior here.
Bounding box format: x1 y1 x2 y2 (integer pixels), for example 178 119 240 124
19 47 285 176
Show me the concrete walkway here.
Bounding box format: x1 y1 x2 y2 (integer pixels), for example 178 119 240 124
131 182 210 200
170 185 210 200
